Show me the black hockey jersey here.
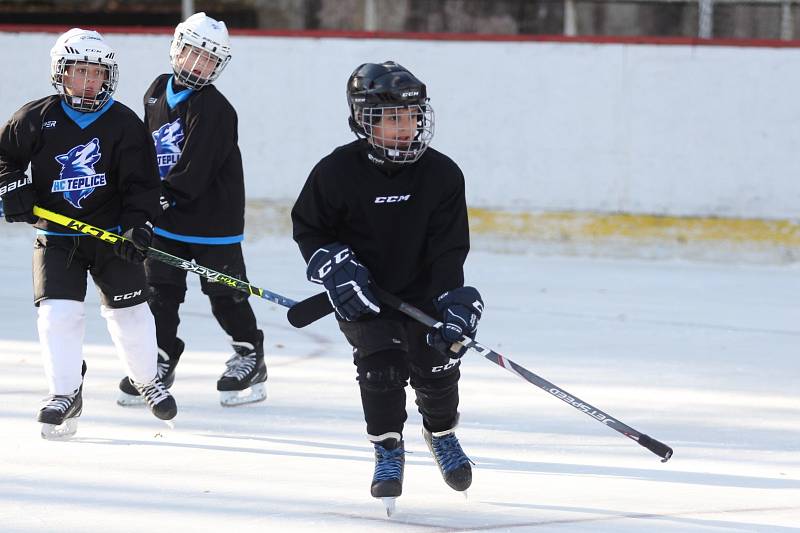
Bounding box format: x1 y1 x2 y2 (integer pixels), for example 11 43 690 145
292 140 470 315
0 96 160 234
143 74 245 244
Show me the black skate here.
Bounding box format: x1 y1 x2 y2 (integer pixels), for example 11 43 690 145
117 338 184 407
216 333 267 407
132 377 177 422
38 361 87 440
370 437 405 517
423 426 474 493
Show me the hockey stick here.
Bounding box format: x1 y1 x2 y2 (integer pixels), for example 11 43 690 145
32 206 298 308
287 291 332 327
289 285 673 462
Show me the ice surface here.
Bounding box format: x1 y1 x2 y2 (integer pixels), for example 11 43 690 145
1 223 798 532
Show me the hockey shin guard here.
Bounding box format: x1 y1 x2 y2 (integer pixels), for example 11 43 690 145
37 299 86 395
209 294 260 344
101 302 157 384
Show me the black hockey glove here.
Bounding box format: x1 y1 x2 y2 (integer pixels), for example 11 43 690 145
113 223 153 263
426 287 484 358
306 242 381 321
0 173 38 224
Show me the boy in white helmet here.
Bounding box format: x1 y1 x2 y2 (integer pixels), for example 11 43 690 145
116 13 267 407
0 28 178 439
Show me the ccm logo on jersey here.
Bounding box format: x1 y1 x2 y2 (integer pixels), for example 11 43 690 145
374 194 411 204
0 175 32 196
113 290 142 301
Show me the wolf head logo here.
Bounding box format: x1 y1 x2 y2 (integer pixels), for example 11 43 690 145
54 138 102 208
153 119 184 155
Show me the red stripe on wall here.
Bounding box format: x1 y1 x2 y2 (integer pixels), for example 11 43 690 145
2 24 800 48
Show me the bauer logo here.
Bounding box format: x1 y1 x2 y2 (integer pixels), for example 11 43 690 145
152 118 185 178
52 138 106 209
0 175 32 196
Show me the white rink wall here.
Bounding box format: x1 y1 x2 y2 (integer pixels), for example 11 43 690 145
1 30 799 220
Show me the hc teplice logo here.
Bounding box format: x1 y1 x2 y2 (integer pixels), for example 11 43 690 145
51 138 107 209
153 118 185 178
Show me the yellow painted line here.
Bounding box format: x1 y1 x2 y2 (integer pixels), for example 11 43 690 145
242 199 800 247
468 208 800 246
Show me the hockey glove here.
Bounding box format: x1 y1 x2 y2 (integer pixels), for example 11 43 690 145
427 286 484 358
113 223 153 263
306 243 381 321
0 173 38 224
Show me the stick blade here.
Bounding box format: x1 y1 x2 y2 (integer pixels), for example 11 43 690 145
287 292 333 328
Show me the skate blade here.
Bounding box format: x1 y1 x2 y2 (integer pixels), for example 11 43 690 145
219 382 267 407
41 418 78 440
381 497 397 517
116 392 145 407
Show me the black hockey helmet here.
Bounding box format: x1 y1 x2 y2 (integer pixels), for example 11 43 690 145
346 61 434 165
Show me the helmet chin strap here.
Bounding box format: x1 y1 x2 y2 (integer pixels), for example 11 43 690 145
362 142 406 175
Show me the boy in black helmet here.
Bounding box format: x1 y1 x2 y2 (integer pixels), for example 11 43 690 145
291 61 484 511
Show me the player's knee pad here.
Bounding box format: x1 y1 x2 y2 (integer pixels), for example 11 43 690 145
100 302 157 383
147 284 183 318
208 294 259 340
410 365 460 400
208 294 239 315
148 284 185 308
356 352 409 393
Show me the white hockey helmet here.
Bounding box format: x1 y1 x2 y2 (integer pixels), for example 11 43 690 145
170 12 232 89
50 28 118 112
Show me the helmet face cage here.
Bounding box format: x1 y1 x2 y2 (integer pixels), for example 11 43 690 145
355 102 435 164
52 59 118 113
169 14 231 90
170 41 230 89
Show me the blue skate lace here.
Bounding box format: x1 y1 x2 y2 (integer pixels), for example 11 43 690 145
431 433 472 473
373 443 405 481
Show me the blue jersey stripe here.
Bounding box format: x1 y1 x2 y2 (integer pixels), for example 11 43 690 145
154 227 243 245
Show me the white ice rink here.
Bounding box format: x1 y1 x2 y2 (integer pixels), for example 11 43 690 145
1 222 798 532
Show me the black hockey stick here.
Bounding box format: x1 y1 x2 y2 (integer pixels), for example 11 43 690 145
32 206 298 308
287 291 332 327
289 285 673 462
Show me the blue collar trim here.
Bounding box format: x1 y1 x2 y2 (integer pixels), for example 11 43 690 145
166 76 194 109
60 98 115 130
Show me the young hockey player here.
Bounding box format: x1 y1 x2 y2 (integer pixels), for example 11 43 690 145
0 28 177 439
291 61 484 514
117 12 266 407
